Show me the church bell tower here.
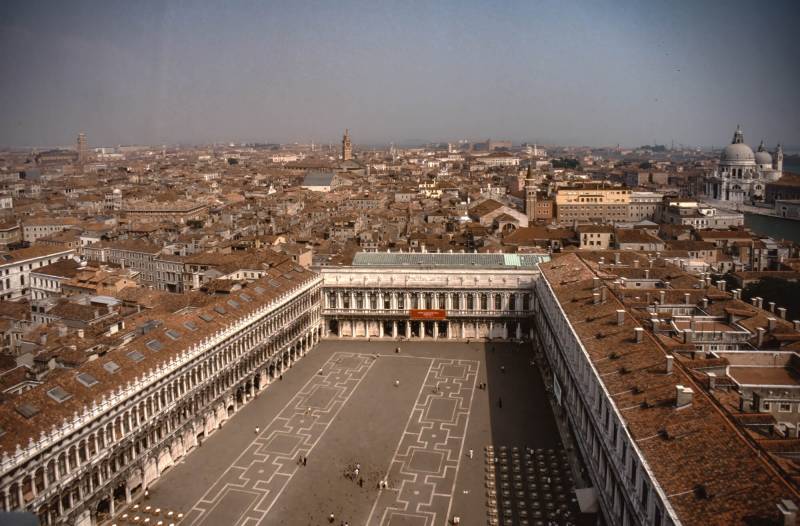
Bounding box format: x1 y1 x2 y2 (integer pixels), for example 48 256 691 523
342 129 352 161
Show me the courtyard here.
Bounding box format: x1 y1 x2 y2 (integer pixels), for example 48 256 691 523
137 340 578 526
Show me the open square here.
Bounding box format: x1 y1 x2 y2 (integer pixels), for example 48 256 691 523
144 340 573 525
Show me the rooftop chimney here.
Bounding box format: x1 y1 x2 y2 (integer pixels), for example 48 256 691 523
794 320 800 332
593 277 601 290
665 355 674 374
659 290 666 304
633 259 640 269
645 269 650 279
616 309 625 326
757 327 766 347
752 297 759 307
600 287 608 302
768 318 777 332
701 298 709 309
716 280 726 291
778 499 798 526
614 253 621 265
757 297 764 309
707 372 717 390
593 292 601 305
635 327 644 343
778 307 787 320
683 329 693 344
684 292 691 305
675 385 694 408
769 301 776 313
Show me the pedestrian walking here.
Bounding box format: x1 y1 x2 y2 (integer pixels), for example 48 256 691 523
468 449 473 459
329 512 335 523
280 374 283 381
303 456 307 466
358 477 363 487
255 426 260 434
500 365 505 373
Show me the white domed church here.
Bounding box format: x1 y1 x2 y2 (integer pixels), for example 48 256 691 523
705 125 783 203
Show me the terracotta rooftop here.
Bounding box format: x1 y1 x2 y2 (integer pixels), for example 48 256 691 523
0 261 317 455
539 252 799 525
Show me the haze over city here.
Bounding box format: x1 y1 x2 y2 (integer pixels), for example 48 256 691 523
4 3 800 526
1 0 799 148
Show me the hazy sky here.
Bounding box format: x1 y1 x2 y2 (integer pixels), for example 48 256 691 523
1 1 798 148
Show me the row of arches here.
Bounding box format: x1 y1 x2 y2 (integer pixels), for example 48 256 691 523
2 284 323 526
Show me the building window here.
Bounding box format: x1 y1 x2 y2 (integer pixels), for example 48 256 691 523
763 402 771 411
780 403 792 412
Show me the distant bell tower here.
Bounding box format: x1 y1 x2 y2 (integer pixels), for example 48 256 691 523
342 129 352 161
525 164 537 224
775 143 784 172
77 132 88 163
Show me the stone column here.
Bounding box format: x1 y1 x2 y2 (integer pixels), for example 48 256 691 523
446 322 452 339
392 321 398 338
405 321 412 339
109 490 115 517
377 292 383 311
338 320 343 337
419 322 425 339
460 322 466 339
433 323 438 339
502 323 508 340
378 322 384 338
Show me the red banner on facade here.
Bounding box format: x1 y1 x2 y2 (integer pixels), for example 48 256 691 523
409 309 447 320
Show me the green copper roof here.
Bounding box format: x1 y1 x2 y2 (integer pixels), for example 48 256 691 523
351 252 549 269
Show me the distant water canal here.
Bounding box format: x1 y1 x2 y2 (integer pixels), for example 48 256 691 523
744 213 800 243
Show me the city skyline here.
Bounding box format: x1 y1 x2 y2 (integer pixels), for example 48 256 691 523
1 0 799 149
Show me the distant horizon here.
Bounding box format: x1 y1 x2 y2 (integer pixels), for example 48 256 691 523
3 135 799 155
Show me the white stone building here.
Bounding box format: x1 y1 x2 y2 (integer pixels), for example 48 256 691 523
705 125 783 203
320 252 548 341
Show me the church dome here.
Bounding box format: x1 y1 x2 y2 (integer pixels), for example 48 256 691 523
721 143 755 163
755 150 773 165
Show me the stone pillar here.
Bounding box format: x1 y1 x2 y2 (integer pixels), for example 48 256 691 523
379 321 384 338
433 323 438 339
392 321 398 338
109 490 115 516
460 322 466 339
446 293 453 310
125 483 131 504
516 323 522 339
447 322 452 339
405 321 412 339
420 322 425 339
377 292 384 311
338 320 343 337
489 321 494 338
503 323 508 340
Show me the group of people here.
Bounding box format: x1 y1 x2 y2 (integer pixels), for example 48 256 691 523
297 454 308 466
327 512 349 526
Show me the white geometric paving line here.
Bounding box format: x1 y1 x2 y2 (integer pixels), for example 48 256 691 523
367 358 479 526
184 352 376 526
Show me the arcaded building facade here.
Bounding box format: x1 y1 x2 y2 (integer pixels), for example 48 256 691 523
0 268 322 525
320 252 549 341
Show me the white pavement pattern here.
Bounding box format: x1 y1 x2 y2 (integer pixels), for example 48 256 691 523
368 358 479 526
184 352 375 526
